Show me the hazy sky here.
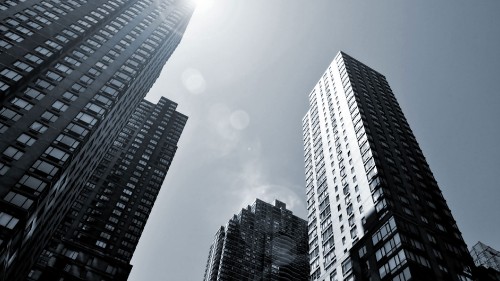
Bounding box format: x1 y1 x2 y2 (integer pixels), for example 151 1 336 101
129 1 500 280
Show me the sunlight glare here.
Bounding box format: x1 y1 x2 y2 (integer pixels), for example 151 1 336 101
192 0 215 14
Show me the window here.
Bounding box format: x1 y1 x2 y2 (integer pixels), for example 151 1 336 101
30 122 48 134
13 61 33 72
62 29 77 38
71 83 86 93
54 63 73 74
3 146 24 160
379 250 407 278
10 98 33 110
18 175 47 194
52 100 68 112
0 162 10 175
85 103 105 115
44 146 70 163
0 39 12 49
72 50 87 60
63 250 78 260
70 24 85 33
372 217 397 245
87 68 101 77
342 257 352 275
93 95 112 108
44 40 61 50
56 134 80 150
41 111 58 122
75 112 97 126
0 107 22 121
63 56 81 66
375 233 402 261
0 81 9 92
32 160 59 177
35 79 54 90
79 75 94 85
4 192 33 209
0 68 23 81
0 212 19 229
5 18 20 27
4 31 24 42
62 91 78 101
45 71 62 81
23 88 44 101
66 123 88 137
24 53 43 64
14 13 28 21
35 46 53 57
81 44 95 54
16 133 36 146
26 21 42 30
55 34 69 43
393 267 411 281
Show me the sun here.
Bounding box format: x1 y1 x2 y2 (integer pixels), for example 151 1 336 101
191 0 216 14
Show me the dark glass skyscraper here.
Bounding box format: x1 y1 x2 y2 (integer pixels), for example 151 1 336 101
0 1 193 280
28 97 186 281
203 199 309 281
471 242 500 272
302 51 474 281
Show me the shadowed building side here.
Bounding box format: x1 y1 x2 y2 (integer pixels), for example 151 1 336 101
0 1 193 280
28 97 187 280
203 199 309 281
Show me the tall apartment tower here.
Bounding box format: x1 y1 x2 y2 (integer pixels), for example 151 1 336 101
0 1 193 280
203 199 309 281
27 97 187 280
302 51 474 281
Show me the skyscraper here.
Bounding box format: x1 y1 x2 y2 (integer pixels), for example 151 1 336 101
302 51 474 281
28 97 187 281
0 1 193 280
203 199 309 281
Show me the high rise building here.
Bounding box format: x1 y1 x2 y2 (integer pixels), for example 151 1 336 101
302 51 474 281
203 199 309 281
27 97 187 281
0 1 193 280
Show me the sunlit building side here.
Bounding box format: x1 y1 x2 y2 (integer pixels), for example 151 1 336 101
302 51 474 281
